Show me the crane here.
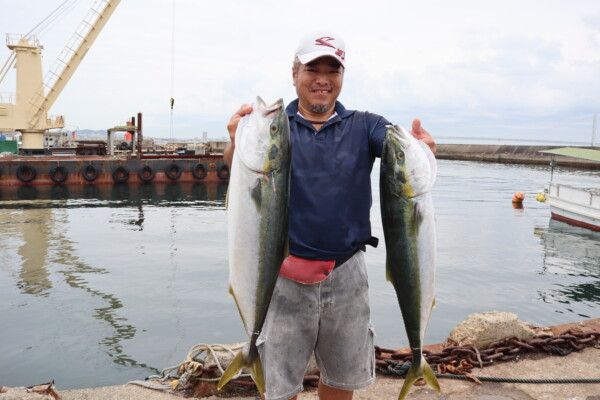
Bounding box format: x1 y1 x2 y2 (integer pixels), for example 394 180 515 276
0 0 121 154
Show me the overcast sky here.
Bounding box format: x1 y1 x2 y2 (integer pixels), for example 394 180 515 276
1 0 599 144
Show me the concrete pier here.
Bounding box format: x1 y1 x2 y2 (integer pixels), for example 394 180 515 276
436 144 600 169
3 317 596 400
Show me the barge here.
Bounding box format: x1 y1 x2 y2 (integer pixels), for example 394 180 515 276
0 112 229 187
0 153 229 187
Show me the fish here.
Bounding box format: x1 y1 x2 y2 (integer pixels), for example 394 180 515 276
379 125 441 399
217 97 291 394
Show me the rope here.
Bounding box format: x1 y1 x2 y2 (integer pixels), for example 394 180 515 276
127 381 173 391
436 373 600 384
126 343 248 390
380 362 600 384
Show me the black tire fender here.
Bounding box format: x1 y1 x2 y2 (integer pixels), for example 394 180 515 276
138 165 155 182
192 163 207 180
165 163 182 180
217 164 230 180
112 165 130 183
82 164 99 182
49 165 68 183
16 164 36 183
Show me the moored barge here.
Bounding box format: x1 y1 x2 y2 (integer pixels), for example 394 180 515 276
0 153 229 187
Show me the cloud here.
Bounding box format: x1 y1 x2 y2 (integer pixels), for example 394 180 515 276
1 0 599 144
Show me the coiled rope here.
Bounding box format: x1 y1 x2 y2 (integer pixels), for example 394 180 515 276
127 343 249 391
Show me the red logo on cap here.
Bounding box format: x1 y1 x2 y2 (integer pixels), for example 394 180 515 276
315 36 336 48
314 36 345 61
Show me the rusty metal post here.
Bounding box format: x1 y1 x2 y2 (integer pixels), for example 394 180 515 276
137 112 143 160
130 116 136 157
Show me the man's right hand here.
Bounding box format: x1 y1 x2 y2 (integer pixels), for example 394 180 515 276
227 104 254 142
224 104 253 167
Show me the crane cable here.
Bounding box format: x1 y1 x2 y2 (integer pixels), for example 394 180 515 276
26 0 79 39
2 0 78 86
169 0 176 142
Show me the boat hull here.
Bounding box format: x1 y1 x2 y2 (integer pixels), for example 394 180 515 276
545 183 600 232
0 155 229 186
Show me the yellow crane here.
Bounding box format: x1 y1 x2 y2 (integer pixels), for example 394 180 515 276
0 0 121 154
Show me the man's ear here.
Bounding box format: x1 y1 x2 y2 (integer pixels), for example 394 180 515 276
292 67 297 87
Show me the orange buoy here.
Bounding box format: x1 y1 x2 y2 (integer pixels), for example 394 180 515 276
512 191 525 203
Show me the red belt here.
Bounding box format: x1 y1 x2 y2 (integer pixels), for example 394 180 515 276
279 255 334 284
279 251 359 284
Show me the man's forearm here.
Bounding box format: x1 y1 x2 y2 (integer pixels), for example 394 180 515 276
224 141 234 168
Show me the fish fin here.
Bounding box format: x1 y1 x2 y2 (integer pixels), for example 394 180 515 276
412 202 424 234
283 237 290 259
397 356 441 400
225 186 229 210
397 360 419 400
385 260 392 283
250 178 262 212
229 290 249 333
422 358 441 394
250 355 265 394
217 350 245 390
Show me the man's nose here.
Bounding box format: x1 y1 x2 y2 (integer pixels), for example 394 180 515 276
315 73 329 84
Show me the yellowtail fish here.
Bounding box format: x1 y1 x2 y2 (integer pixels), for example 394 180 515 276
217 97 291 394
380 125 441 399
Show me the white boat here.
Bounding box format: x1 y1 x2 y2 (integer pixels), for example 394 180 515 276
538 147 600 232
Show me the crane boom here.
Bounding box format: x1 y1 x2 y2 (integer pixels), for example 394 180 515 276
29 0 122 128
0 0 121 152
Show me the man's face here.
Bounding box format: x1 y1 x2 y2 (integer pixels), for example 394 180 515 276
292 57 344 115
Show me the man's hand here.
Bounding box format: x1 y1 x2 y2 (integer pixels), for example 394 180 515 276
227 104 253 141
224 104 253 167
411 118 436 154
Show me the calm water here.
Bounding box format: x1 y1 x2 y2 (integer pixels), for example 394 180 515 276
1 160 599 390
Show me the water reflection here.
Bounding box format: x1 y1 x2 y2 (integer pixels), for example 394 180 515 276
0 197 168 372
536 219 600 317
0 181 229 209
4 209 53 297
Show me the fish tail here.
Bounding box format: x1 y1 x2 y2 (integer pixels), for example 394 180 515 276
250 354 265 394
422 357 441 393
397 356 441 400
217 350 266 394
217 351 244 391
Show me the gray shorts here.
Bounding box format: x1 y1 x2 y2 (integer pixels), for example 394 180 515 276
257 251 376 400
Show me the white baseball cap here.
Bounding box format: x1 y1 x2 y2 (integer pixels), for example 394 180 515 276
295 32 346 67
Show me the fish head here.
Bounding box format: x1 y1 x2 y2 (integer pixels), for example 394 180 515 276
381 125 435 198
236 97 290 173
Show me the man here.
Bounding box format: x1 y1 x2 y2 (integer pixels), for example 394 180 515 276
224 32 435 400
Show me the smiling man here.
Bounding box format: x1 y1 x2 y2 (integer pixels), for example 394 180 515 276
224 32 435 400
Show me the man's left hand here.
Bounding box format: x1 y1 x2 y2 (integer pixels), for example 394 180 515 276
411 119 436 154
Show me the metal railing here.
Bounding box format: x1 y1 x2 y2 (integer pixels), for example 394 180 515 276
6 33 41 48
0 92 14 104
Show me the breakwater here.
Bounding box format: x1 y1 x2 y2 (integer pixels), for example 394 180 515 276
436 144 600 169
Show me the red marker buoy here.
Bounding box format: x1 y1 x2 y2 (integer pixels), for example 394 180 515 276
512 191 525 203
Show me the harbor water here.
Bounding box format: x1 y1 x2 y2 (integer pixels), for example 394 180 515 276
1 160 599 390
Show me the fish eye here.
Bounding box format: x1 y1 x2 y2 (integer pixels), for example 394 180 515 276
270 124 278 135
396 151 405 162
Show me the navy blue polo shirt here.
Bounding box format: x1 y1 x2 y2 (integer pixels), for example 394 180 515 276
286 99 390 260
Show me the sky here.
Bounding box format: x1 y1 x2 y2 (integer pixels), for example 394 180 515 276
0 0 599 144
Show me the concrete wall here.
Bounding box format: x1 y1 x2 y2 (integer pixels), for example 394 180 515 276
436 144 600 169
